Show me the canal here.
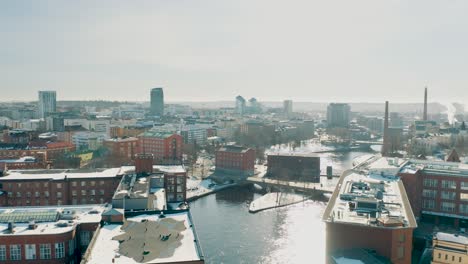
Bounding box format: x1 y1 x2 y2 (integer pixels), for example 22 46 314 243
190 143 379 264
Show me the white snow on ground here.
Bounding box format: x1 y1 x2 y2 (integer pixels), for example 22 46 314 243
249 192 307 212
186 177 233 199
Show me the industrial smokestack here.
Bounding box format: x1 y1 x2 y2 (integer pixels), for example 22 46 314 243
381 101 389 156
423 87 428 121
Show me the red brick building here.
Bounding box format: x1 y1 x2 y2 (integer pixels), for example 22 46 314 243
215 145 255 177
0 205 107 263
164 170 187 203
398 159 468 229
0 168 123 207
137 131 183 164
103 137 139 164
0 142 75 164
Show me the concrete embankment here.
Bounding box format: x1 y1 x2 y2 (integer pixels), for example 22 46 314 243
249 192 308 213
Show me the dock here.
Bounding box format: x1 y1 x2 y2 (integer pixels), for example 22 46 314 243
249 192 308 213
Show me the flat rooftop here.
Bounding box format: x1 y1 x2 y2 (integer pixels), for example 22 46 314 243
86 211 203 264
400 159 468 177
1 167 125 181
0 204 107 236
434 232 468 245
323 156 417 229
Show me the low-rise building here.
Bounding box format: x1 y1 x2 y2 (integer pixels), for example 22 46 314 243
215 145 255 177
103 137 139 164
266 154 320 182
0 168 124 207
137 131 183 164
431 232 468 264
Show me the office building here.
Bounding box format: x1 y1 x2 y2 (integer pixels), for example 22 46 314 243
150 88 164 116
327 103 350 128
38 91 57 119
235 96 246 115
283 100 293 117
323 156 417 264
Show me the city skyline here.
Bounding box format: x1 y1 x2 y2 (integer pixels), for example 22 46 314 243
1 1 468 103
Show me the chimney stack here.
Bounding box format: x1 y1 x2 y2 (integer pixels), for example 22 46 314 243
381 101 389 156
423 87 428 121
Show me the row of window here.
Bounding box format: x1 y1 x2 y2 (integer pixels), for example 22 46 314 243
422 199 468 214
436 252 464 262
6 197 106 206
423 179 468 189
422 189 468 201
0 242 66 261
8 189 107 198
6 180 107 189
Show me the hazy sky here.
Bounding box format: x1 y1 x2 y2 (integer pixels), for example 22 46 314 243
1 0 467 103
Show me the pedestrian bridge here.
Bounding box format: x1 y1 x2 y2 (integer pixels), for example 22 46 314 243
246 176 335 194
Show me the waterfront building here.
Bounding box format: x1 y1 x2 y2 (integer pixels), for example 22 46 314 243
137 131 183 164
266 154 320 182
399 159 468 229
215 145 255 177
38 90 57 119
150 88 164 116
327 103 350 128
0 204 108 263
323 156 417 264
431 232 468 264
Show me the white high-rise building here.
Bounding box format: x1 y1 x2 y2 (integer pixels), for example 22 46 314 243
38 91 57 118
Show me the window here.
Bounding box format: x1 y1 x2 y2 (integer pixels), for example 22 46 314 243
461 182 468 190
57 199 62 205
100 180 105 185
35 191 40 197
177 177 184 184
44 191 49 197
441 202 456 212
441 191 456 200
26 192 31 197
423 178 438 188
399 234 405 242
460 204 468 214
422 199 435 209
99 189 105 195
81 181 86 187
25 244 36 260
81 198 87 204
72 181 77 187
44 182 48 188
461 193 468 201
177 186 183 192
90 190 95 196
81 190 87 196
40 244 51 259
57 192 62 198
72 190 77 196
80 231 91 246
10 244 21 261
441 180 456 189
91 181 96 186
55 242 65 259
56 183 62 189
397 246 404 259
69 239 75 256
0 245 6 261
423 189 437 198
16 192 21 197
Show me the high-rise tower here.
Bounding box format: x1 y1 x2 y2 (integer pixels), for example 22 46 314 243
150 88 164 116
38 90 57 119
423 87 428 121
381 101 390 156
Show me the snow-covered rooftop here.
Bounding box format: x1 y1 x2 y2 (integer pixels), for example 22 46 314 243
86 211 203 264
2 167 124 181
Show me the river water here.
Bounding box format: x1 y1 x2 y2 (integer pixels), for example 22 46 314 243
190 141 380 264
